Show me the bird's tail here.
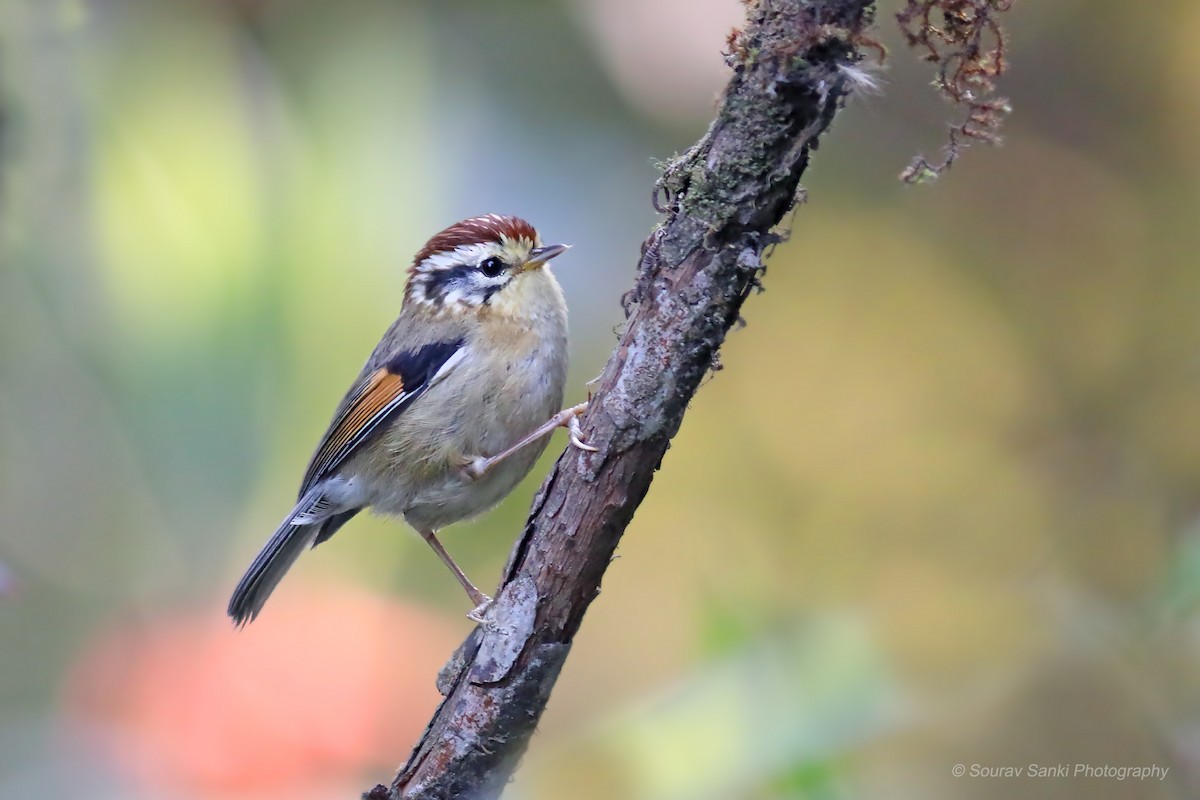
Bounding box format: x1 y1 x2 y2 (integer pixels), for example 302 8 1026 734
227 487 332 627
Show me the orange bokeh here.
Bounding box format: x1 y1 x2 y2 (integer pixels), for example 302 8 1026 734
60 585 461 795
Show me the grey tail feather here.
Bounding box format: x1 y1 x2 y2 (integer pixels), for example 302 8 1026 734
227 488 330 627
312 508 360 548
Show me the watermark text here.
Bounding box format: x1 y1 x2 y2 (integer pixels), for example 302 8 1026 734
950 763 1169 781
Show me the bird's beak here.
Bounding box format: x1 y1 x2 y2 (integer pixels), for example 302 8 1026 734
525 243 570 270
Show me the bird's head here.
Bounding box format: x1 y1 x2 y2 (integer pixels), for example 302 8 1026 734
404 214 569 315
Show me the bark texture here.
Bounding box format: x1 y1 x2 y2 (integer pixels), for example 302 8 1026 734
373 1 876 797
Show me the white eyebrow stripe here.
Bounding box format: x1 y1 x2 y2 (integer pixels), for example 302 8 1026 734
416 242 498 273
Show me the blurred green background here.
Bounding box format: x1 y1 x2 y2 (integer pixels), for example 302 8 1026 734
2 1 1199 798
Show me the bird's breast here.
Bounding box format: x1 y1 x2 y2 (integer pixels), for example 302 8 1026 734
456 321 568 455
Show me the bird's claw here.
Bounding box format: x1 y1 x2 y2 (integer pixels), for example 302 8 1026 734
466 594 493 623
569 415 598 452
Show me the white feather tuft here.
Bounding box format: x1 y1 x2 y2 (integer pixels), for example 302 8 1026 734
839 62 884 95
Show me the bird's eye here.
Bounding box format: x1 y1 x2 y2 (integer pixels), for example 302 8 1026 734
479 257 505 278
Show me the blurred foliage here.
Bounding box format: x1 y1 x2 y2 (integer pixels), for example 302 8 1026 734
1 0 1199 798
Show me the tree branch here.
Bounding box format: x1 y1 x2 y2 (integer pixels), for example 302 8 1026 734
370 1 876 797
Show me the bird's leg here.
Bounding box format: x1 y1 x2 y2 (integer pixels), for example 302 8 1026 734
462 401 596 481
419 528 492 621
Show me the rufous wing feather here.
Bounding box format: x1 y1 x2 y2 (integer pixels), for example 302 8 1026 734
298 338 465 494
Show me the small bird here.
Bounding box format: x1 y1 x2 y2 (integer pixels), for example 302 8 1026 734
228 214 592 626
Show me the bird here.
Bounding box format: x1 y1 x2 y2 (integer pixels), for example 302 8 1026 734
228 214 593 626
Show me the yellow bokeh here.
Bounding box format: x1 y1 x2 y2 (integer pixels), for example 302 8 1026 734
90 7 265 345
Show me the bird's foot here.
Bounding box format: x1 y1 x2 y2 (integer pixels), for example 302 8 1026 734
462 401 596 481
466 594 494 624
568 405 598 452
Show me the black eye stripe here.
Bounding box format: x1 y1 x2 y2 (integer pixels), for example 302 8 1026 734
422 263 474 300
418 260 508 305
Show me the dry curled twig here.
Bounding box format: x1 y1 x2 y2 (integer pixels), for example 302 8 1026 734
897 0 1014 182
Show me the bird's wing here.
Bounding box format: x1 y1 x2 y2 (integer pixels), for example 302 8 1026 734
298 337 466 495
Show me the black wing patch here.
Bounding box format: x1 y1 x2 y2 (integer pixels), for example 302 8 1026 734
383 339 463 387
